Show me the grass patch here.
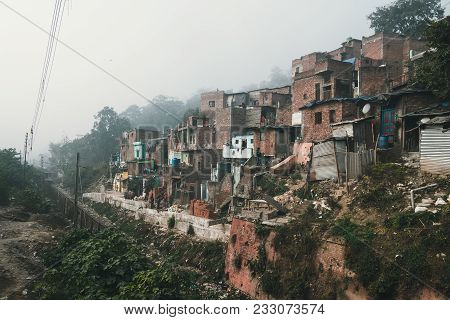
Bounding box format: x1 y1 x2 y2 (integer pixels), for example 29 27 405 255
385 211 440 229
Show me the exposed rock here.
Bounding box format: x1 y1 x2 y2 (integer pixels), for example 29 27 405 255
435 198 446 206
418 203 431 207
421 198 434 204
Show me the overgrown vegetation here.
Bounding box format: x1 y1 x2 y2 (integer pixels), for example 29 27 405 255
259 175 288 197
187 224 195 235
248 205 324 299
332 216 449 299
48 107 130 191
118 265 203 299
33 229 148 299
352 163 410 210
168 215 176 229
15 188 52 213
86 201 230 284
32 226 234 300
0 149 22 205
0 148 53 213
413 16 450 99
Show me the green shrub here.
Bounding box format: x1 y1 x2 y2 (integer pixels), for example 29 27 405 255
248 243 267 276
385 211 440 229
333 218 435 299
366 163 409 184
260 176 288 197
15 188 51 213
168 216 176 229
90 202 119 222
187 224 195 235
40 229 92 266
260 268 282 298
332 219 380 286
354 185 403 210
118 264 202 299
255 222 270 238
233 254 242 269
293 185 313 200
32 228 147 299
368 263 400 299
0 176 10 205
290 171 303 181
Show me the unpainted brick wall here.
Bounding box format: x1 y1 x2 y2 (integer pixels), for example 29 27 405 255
253 128 277 156
190 200 215 219
292 75 321 110
291 52 326 76
301 101 358 142
200 91 225 118
225 218 278 299
275 104 292 126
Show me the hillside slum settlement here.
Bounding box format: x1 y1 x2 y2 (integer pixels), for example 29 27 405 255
84 31 450 299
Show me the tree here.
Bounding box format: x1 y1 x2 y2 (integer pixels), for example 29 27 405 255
368 0 444 38
259 67 291 89
0 149 22 205
48 107 130 189
413 16 450 99
121 95 188 131
91 106 131 162
240 66 291 92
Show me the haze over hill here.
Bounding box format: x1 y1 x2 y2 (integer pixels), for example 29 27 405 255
0 0 410 158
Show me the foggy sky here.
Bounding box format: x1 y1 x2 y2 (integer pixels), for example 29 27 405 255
1 0 444 160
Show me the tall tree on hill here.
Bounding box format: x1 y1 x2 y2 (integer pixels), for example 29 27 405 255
368 0 444 38
412 16 450 99
91 106 131 162
121 95 187 131
48 107 130 189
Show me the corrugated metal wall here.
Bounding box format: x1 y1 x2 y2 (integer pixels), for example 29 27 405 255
310 141 338 181
345 150 374 179
311 140 374 181
420 126 450 175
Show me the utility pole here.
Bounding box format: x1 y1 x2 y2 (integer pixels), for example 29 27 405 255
109 154 113 182
74 152 80 227
23 133 28 186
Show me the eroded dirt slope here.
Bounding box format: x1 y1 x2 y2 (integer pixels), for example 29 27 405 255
0 206 68 299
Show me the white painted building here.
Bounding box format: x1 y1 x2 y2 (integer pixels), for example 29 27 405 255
223 134 254 159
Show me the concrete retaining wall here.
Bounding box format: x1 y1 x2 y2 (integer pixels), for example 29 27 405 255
83 192 230 242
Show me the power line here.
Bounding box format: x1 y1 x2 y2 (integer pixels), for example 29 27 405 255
31 0 60 129
35 0 67 139
30 0 66 153
0 0 182 151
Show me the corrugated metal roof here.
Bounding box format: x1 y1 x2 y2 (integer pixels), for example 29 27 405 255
303 89 432 109
425 116 450 125
330 116 374 126
401 102 450 118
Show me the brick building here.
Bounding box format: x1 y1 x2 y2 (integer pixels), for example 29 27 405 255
299 99 368 142
120 127 160 176
291 32 428 110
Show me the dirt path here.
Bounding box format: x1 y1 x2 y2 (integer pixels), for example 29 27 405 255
0 206 69 299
